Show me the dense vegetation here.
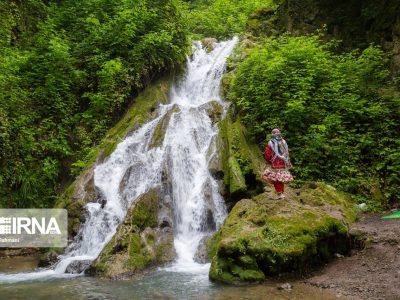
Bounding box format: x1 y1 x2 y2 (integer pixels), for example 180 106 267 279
227 35 400 208
0 0 188 208
1 0 399 210
187 0 273 39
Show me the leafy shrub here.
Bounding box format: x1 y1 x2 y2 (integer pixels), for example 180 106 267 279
0 0 189 207
228 35 400 207
187 0 274 39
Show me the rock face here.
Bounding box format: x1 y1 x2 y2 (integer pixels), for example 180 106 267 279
216 109 265 209
87 188 175 279
208 183 357 284
148 104 180 149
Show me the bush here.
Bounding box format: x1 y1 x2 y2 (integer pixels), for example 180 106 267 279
228 35 400 207
187 0 274 39
0 0 189 207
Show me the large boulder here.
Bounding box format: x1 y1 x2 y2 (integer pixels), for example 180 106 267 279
209 183 357 284
87 188 175 279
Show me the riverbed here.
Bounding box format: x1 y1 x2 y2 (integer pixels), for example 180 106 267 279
0 260 338 300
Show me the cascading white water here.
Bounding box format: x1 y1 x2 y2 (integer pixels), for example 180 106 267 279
0 37 238 283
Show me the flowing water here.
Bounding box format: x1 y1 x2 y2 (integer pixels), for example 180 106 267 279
0 38 237 283
0 38 342 300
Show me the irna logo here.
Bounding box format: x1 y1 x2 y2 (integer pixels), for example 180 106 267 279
0 216 61 235
0 209 67 247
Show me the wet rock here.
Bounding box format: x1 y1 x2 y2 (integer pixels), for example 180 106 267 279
199 100 224 125
206 135 224 182
56 164 103 240
66 260 92 274
99 198 107 209
148 104 180 149
202 209 216 232
201 38 217 52
200 179 217 231
118 162 146 195
278 283 292 291
72 164 97 202
158 195 173 229
216 109 265 206
38 251 59 267
194 235 212 264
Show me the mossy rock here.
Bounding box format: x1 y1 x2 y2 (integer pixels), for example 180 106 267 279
88 189 175 279
209 183 357 284
217 109 265 207
77 76 171 171
200 100 224 124
148 104 180 149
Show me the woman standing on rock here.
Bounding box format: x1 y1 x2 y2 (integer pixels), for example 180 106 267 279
262 128 293 199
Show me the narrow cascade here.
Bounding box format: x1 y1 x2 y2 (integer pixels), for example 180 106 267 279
0 37 238 282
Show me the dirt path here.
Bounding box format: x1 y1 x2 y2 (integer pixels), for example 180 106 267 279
305 213 400 299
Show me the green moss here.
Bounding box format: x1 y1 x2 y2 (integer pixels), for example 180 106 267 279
206 231 222 259
217 110 265 204
228 157 247 195
209 183 357 283
129 190 159 230
127 233 153 270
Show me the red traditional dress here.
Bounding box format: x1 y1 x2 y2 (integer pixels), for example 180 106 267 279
263 138 293 193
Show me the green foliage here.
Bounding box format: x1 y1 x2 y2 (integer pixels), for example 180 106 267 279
228 35 400 207
0 0 189 208
187 0 274 39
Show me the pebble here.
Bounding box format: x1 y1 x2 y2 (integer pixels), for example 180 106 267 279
278 283 292 291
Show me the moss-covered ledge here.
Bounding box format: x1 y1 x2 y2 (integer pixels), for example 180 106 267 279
216 109 265 207
208 182 357 284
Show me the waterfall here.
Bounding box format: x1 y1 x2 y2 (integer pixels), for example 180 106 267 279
0 37 238 283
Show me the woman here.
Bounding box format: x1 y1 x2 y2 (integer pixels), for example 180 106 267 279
262 128 293 199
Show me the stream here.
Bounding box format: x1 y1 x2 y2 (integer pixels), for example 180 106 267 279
0 39 340 299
